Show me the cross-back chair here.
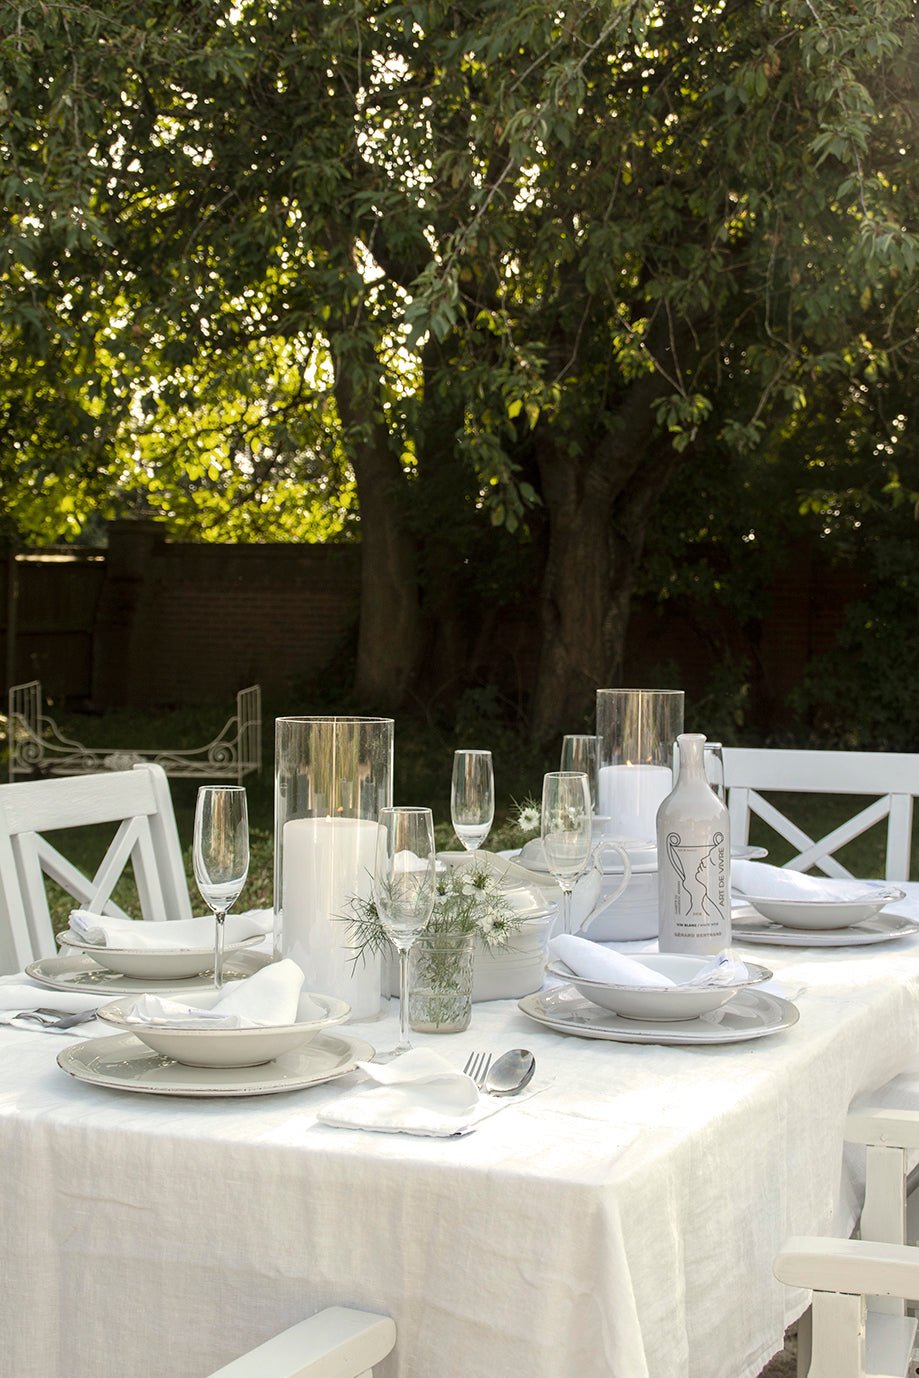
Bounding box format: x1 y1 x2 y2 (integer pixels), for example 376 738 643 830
722 748 919 881
0 762 192 973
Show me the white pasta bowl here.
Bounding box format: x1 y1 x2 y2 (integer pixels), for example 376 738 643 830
546 953 772 1022
97 991 351 1067
742 887 905 931
57 931 263 981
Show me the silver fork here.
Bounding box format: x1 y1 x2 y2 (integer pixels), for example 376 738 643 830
463 1051 492 1088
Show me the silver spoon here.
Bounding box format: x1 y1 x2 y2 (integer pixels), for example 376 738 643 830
483 1048 536 1097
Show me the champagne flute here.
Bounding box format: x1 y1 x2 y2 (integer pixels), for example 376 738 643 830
374 806 437 1057
193 785 249 989
451 749 495 855
560 734 599 813
541 771 592 935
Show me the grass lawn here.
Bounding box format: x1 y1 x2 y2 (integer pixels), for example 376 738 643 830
3 700 915 929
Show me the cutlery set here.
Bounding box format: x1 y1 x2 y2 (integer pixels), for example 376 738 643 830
14 1007 98 1031
463 1048 536 1096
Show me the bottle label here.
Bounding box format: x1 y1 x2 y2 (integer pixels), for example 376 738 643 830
662 830 729 937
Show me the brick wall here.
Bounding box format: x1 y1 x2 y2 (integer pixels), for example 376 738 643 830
1 521 865 723
1 522 360 707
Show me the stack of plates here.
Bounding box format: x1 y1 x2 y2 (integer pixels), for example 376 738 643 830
519 985 798 1045
56 931 262 981
733 886 916 946
525 951 793 1046
96 990 351 1068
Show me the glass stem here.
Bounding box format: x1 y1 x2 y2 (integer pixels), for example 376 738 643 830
561 887 573 935
396 944 412 1054
214 911 227 989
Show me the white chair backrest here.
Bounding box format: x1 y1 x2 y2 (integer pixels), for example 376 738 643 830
0 763 192 974
206 1307 396 1378
722 747 919 881
775 1236 919 1378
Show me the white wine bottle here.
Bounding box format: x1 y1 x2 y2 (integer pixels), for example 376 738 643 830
657 733 731 954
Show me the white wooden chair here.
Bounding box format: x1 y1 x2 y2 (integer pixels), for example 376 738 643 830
205 1307 396 1378
722 748 919 880
0 762 192 973
774 1237 919 1378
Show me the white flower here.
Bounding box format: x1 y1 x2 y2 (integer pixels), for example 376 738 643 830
516 804 540 834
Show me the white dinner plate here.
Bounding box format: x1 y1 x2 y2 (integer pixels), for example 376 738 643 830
730 912 919 947
57 1030 375 1098
57 931 263 980
732 845 768 861
26 950 272 996
518 985 798 1044
739 886 905 931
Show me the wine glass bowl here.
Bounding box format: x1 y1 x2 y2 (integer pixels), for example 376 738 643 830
541 772 592 935
451 750 495 853
373 806 437 1056
559 735 599 813
193 785 250 989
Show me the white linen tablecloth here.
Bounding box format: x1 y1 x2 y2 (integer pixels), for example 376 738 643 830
4 889 919 1378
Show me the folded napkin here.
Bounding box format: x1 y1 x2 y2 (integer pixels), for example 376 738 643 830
0 979 105 1033
317 1048 502 1138
120 959 317 1029
731 861 879 902
549 935 749 988
68 910 268 950
550 935 676 987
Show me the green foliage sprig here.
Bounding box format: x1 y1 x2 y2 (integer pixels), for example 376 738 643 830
347 861 523 967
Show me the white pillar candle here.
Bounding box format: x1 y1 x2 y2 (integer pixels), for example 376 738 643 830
597 764 673 843
280 816 382 1020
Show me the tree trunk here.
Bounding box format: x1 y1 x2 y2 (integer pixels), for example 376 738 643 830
332 363 421 710
530 380 682 742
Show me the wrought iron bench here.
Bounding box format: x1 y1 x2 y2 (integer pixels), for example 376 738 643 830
6 681 261 786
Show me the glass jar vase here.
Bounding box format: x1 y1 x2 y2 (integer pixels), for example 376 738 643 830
408 931 476 1034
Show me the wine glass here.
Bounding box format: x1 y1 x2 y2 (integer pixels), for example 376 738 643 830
560 734 599 813
541 771 592 935
193 785 250 989
374 806 437 1057
451 749 495 855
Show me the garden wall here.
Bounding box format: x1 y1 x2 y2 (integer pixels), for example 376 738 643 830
0 520 865 727
1 520 361 707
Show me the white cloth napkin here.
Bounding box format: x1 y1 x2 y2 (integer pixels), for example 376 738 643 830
550 935 677 987
120 959 315 1029
67 910 268 950
549 935 749 988
0 978 105 1032
731 861 879 902
317 1048 502 1138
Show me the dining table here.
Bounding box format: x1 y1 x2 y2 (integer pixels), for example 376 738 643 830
3 887 919 1378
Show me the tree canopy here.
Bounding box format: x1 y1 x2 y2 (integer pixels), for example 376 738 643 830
1 0 916 734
